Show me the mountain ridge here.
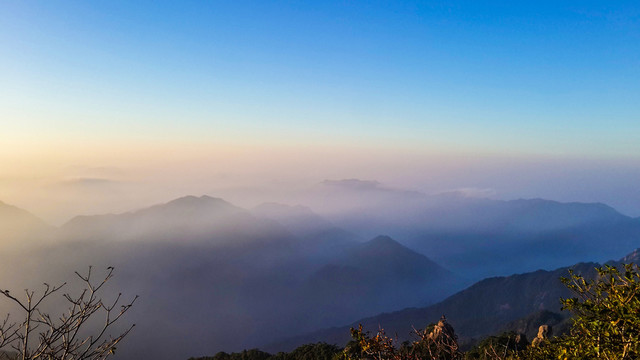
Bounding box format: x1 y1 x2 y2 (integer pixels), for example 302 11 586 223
266 247 640 352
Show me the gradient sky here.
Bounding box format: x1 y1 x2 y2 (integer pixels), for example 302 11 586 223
2 1 640 222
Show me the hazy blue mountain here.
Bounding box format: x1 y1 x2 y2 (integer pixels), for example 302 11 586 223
4 196 305 359
403 197 640 278
341 236 450 281
6 191 638 360
301 180 640 279
60 195 294 247
297 236 463 330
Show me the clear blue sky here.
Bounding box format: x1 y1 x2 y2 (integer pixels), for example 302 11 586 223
2 1 640 221
3 0 639 154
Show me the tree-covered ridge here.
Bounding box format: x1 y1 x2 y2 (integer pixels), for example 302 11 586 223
188 343 341 360
269 262 598 351
193 263 640 360
343 263 640 360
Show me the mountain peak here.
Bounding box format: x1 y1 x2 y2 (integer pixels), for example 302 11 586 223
367 235 400 247
166 195 228 206
358 235 435 264
621 248 640 264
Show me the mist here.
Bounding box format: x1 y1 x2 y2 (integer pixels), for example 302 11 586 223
1 174 640 359
3 149 640 226
0 193 466 359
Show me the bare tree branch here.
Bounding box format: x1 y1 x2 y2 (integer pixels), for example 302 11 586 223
0 267 136 360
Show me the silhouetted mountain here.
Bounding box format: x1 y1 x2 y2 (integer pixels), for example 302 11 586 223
270 246 640 352
342 235 452 284
266 261 601 351
294 236 461 331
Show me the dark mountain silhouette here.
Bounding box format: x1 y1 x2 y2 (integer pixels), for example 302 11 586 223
337 236 453 285
297 236 462 330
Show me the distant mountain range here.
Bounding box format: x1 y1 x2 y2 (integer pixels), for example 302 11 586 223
2 187 640 360
300 180 640 279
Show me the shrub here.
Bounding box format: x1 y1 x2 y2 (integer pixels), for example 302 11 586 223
527 263 640 359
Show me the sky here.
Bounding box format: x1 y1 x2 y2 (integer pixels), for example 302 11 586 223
2 1 640 223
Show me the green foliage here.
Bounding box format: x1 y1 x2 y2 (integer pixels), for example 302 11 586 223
338 263 640 360
283 343 341 360
334 339 362 360
189 349 272 360
339 320 460 360
526 264 640 359
194 263 640 360
190 343 342 360
464 332 527 360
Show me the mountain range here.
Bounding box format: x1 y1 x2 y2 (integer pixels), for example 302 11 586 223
1 183 640 359
299 180 640 279
266 249 639 352
0 195 459 360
